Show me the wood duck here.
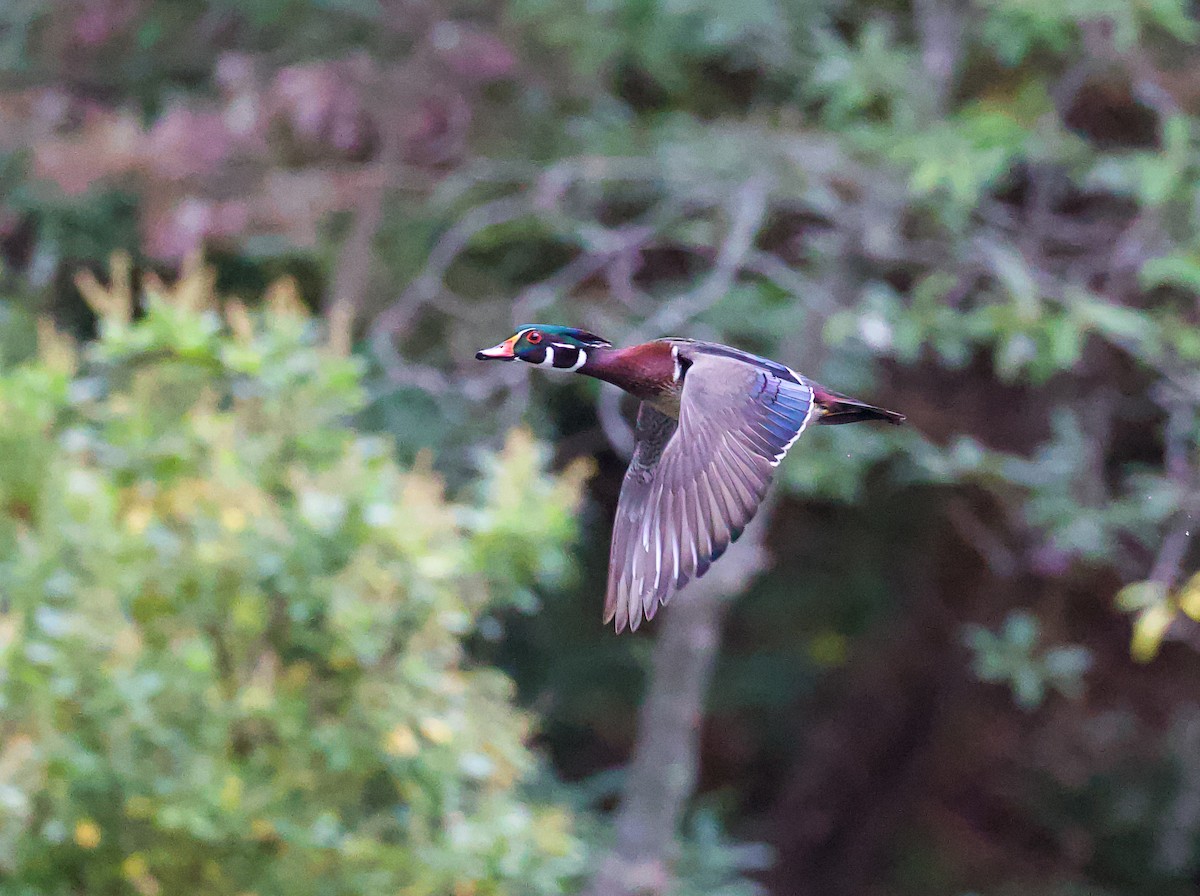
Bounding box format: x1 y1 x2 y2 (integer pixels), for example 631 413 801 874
477 325 904 633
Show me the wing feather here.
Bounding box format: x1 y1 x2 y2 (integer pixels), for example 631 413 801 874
604 349 817 631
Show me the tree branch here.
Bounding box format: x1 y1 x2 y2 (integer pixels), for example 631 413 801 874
629 177 768 344
324 172 386 355
593 178 769 460
368 193 530 381
1154 407 1197 589
913 0 966 114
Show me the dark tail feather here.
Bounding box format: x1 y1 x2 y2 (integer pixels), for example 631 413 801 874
812 386 905 426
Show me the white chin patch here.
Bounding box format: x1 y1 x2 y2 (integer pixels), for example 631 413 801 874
538 346 557 368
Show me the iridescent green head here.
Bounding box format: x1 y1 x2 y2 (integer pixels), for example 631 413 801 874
476 325 611 370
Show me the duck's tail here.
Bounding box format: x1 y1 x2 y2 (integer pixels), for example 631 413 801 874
811 385 905 426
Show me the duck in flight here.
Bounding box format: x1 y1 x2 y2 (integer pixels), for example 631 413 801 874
477 325 904 633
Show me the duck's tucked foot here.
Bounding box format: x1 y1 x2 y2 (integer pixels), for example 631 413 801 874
812 385 906 426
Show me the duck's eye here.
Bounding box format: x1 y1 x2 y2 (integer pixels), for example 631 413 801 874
526 331 543 344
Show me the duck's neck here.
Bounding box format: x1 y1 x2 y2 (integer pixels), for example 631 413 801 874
579 342 676 402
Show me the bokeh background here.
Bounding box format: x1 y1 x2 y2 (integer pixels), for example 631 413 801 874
2 2 1200 894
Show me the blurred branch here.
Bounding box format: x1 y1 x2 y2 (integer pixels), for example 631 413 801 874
1154 408 1196 590
369 193 529 388
585 506 774 896
324 55 417 353
945 499 1019 578
429 156 664 209
368 156 666 400
513 224 656 323
630 177 768 343
598 178 769 460
913 0 966 113
325 172 386 354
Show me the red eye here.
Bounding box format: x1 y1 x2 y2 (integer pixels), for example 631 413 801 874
526 331 543 344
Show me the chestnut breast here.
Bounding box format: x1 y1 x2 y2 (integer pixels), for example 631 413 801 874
582 341 683 416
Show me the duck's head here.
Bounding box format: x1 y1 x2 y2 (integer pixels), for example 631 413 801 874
476 325 612 371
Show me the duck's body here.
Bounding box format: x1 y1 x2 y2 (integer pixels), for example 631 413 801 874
477 325 904 633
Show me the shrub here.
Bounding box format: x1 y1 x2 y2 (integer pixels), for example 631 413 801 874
0 259 590 895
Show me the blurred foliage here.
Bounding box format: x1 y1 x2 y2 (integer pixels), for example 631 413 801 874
670 811 773 896
0 260 590 894
1 0 1200 893
964 611 1092 710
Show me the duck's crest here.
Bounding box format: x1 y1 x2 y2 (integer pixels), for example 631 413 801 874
518 325 612 347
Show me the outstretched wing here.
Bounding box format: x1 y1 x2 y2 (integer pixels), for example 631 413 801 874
604 350 816 632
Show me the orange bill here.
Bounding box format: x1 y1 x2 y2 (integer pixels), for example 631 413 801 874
475 332 522 360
